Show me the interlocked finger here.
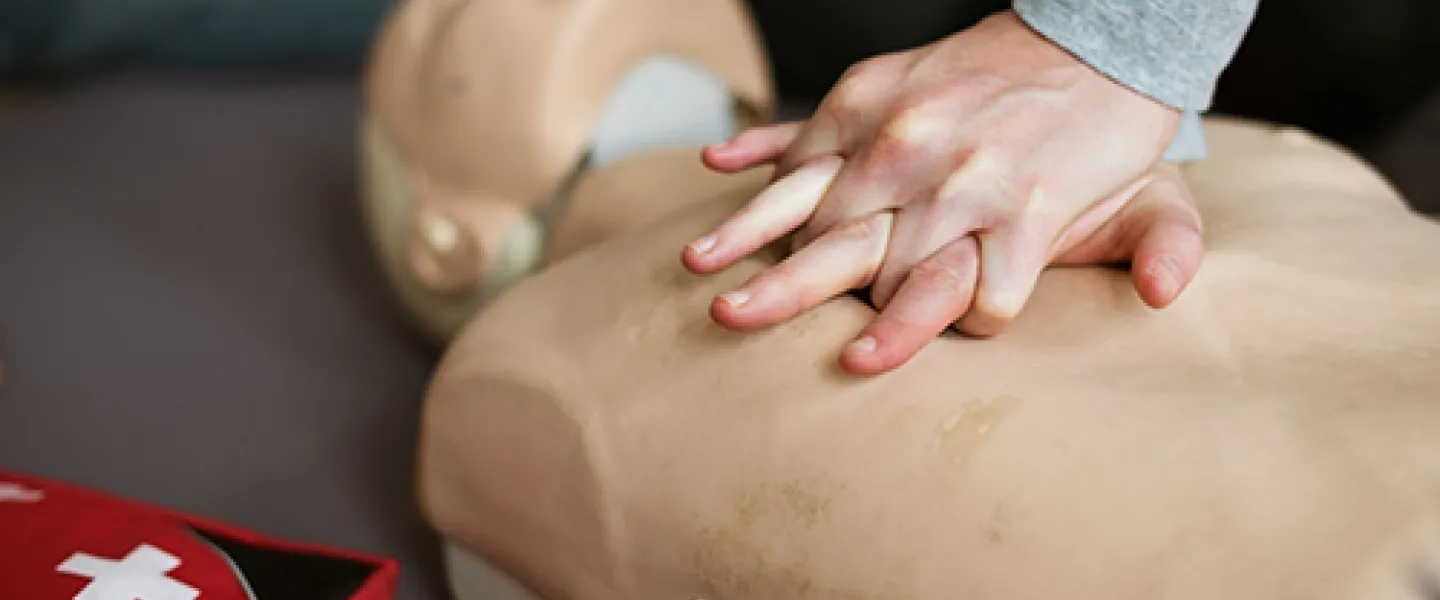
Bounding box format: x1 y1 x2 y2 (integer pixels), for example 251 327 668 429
842 236 980 375
683 156 843 274
773 51 917 178
701 122 804 173
712 211 894 330
791 105 967 252
957 176 1153 336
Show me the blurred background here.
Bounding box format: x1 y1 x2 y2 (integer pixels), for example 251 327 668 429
0 2 1434 599
1 0 1436 207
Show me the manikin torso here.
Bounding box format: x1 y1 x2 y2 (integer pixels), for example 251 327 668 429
417 119 1440 600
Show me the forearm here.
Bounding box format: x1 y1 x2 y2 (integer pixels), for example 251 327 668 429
1012 0 1259 112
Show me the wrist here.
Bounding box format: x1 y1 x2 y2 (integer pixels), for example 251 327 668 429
1010 0 1189 110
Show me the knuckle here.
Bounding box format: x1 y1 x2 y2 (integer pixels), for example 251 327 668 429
879 99 950 149
878 114 922 149
910 260 969 289
832 64 884 110
975 285 1024 321
1011 178 1049 216
865 135 910 172
904 87 953 113
985 209 1020 232
828 81 864 114
937 145 1006 200
944 161 1036 227
750 268 796 298
829 211 893 242
969 142 1020 180
957 310 1010 338
833 52 914 112
830 217 876 240
871 119 930 167
839 56 887 85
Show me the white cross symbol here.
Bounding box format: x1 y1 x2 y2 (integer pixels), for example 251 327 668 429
0 482 44 503
57 544 200 600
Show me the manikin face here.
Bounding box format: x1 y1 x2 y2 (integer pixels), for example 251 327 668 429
360 115 548 341
357 0 773 342
358 0 591 341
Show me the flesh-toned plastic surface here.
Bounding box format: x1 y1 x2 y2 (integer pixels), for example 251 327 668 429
420 119 1440 600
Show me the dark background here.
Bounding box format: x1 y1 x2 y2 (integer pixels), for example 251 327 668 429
748 0 1440 161
3 0 1436 206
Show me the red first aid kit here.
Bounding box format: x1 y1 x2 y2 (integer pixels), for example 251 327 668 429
0 470 399 600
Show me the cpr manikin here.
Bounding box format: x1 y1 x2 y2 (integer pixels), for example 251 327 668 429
417 118 1440 599
360 0 773 342
360 2 1440 599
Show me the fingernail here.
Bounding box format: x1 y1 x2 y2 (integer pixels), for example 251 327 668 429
689 234 717 255
720 289 751 308
848 335 877 355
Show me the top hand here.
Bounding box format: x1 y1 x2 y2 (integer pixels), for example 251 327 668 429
682 10 1197 374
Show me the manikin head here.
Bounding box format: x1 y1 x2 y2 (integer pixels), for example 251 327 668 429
359 0 775 341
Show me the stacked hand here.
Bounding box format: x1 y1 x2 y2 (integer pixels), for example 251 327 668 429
681 10 1206 375
684 157 1204 374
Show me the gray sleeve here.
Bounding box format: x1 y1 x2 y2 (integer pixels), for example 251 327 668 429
1012 0 1258 162
1012 0 1259 111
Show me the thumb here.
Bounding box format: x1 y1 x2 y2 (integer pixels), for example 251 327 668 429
1127 172 1205 309
1054 165 1204 308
